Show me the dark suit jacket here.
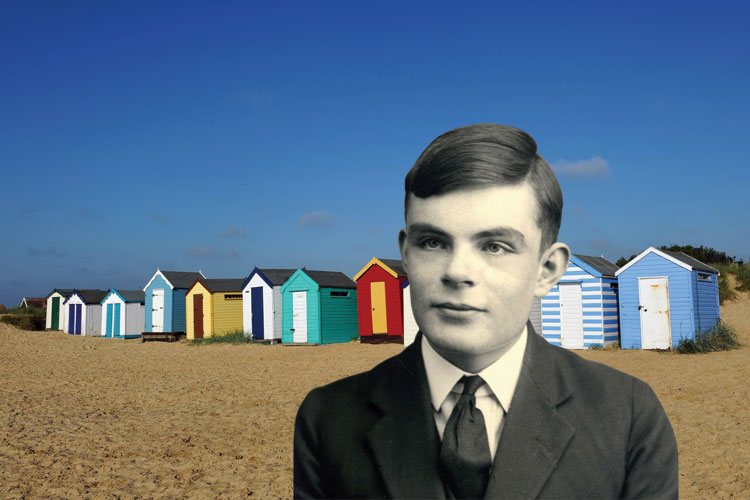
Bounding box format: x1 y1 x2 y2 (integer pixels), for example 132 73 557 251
294 327 678 499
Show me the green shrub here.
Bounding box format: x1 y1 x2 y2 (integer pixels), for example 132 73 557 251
676 320 740 354
189 330 267 345
587 343 603 350
0 307 46 331
734 263 750 292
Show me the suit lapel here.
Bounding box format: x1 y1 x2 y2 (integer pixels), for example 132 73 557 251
367 333 447 499
485 327 576 499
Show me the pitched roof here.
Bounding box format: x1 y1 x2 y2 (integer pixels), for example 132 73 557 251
46 288 75 299
20 298 46 308
161 271 205 289
257 268 298 286
304 270 356 289
115 290 146 303
574 254 619 278
353 257 407 281
662 251 719 274
378 258 407 276
201 278 246 293
74 289 109 304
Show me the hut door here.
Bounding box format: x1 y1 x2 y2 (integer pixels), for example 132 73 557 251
559 282 583 348
251 287 264 339
292 291 308 343
69 304 82 335
51 297 60 330
106 304 114 337
113 303 121 337
194 294 204 339
639 277 671 349
371 281 388 334
151 289 164 332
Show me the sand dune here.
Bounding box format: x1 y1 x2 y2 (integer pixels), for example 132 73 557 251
1 293 748 499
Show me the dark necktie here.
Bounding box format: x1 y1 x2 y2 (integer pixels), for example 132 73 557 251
440 375 492 499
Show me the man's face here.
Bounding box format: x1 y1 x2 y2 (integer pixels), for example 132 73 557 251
400 183 546 363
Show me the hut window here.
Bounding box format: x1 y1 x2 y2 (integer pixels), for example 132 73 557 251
224 294 243 300
697 273 711 281
330 291 349 297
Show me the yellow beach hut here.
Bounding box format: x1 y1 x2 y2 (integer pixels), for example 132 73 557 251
185 278 246 339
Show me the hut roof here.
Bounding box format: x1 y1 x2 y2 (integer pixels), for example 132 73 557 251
45 288 75 299
662 251 719 274
378 258 407 276
115 290 146 303
304 270 356 289
20 298 46 308
574 254 619 278
161 270 205 289
201 278 246 293
257 269 298 286
73 289 109 304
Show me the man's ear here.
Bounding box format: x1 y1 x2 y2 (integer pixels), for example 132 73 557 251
398 228 408 273
534 242 570 297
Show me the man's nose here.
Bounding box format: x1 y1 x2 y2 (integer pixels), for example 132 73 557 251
441 245 475 288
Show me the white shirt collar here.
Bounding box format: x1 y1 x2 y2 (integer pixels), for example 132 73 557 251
421 325 528 414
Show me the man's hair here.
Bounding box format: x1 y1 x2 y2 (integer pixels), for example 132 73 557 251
404 123 563 251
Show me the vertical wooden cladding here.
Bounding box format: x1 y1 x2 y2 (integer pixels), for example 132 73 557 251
186 280 212 339
193 294 204 338
354 259 407 340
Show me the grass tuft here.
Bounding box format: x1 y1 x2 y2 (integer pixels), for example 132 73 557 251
676 320 740 354
586 343 603 350
189 330 269 345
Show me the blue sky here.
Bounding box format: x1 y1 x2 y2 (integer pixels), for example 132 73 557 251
1 1 748 307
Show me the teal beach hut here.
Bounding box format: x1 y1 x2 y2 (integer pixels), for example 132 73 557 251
280 269 358 345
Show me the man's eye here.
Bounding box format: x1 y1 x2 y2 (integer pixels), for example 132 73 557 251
485 242 507 254
420 238 442 249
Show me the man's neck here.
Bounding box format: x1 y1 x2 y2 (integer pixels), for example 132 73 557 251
425 329 527 373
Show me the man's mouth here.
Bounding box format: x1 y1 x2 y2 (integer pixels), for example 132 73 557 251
432 302 484 312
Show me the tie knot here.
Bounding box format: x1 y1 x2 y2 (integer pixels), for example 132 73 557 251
459 375 485 396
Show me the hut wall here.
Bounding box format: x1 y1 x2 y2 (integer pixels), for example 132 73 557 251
186 282 212 339
213 291 244 335
144 274 174 333
281 272 321 344
356 265 405 337
402 284 419 346
320 288 359 344
694 273 720 332
46 292 66 330
243 274 275 339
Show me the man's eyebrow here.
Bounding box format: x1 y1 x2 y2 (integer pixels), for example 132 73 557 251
406 223 450 236
473 227 527 248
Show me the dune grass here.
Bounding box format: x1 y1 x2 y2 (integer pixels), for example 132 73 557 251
0 307 45 331
676 320 740 354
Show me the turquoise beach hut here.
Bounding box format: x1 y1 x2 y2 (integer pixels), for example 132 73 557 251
280 269 358 345
100 289 145 339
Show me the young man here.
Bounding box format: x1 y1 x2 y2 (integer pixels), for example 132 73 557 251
294 124 678 499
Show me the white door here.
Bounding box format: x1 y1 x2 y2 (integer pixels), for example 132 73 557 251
559 282 583 349
292 291 308 343
639 277 671 349
152 289 164 332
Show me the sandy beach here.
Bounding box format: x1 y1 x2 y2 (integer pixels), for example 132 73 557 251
1 293 748 499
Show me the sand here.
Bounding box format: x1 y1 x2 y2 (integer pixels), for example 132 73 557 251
1 294 748 499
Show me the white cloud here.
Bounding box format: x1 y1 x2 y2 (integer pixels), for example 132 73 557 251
552 156 610 179
298 210 337 229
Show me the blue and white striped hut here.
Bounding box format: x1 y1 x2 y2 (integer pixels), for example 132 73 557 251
615 247 720 349
541 254 620 349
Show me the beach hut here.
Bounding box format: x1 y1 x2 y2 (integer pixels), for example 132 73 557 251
353 257 408 343
20 297 46 308
63 289 108 336
45 289 74 330
541 255 620 349
615 247 720 349
100 289 145 338
241 268 297 341
143 269 204 336
402 280 419 346
185 278 246 339
280 269 358 345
